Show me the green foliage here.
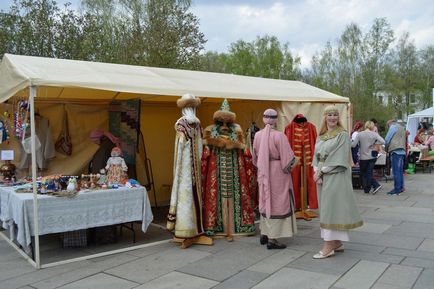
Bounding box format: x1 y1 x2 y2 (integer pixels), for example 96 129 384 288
303 17 432 123
199 35 301 80
0 0 205 69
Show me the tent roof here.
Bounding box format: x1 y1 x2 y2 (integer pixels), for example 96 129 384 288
0 54 348 103
408 106 434 118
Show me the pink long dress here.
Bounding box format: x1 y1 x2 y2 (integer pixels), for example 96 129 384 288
252 128 297 238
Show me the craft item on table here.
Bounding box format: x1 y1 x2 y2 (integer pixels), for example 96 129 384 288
48 190 78 198
66 177 78 192
0 161 16 181
125 179 140 188
105 146 128 184
97 169 107 186
14 100 30 139
80 173 101 190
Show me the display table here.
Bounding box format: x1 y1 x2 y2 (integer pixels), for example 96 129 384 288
0 186 153 251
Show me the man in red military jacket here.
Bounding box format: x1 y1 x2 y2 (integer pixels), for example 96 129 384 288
284 114 318 219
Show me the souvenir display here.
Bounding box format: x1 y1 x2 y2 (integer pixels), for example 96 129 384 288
105 146 128 184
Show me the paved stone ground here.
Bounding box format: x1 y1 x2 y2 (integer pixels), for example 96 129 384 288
1 172 434 289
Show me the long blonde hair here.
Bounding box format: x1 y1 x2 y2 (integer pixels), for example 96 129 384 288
319 105 345 135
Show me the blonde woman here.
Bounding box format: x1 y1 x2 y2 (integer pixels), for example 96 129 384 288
312 105 363 259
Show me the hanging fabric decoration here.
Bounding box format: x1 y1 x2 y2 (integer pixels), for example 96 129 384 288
55 106 72 156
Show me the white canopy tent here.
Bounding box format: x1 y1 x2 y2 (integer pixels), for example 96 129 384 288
0 54 350 269
406 106 434 144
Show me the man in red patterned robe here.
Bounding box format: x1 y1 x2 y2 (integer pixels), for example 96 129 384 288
284 114 318 219
201 99 257 240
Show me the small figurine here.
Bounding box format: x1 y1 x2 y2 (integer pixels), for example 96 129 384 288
67 177 77 192
97 168 107 185
105 146 128 184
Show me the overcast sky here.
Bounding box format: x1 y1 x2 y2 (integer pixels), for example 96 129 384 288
1 0 433 68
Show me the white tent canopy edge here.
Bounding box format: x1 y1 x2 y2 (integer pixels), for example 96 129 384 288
0 53 349 103
406 106 434 144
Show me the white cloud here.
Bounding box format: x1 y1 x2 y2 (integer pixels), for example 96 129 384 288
193 0 434 67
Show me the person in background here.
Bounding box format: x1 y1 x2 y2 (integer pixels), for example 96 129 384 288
252 109 298 249
385 120 406 195
312 105 363 259
414 127 426 145
425 128 434 153
351 121 364 166
352 121 385 194
370 118 379 133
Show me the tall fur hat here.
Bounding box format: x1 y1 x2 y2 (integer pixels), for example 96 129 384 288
213 98 236 123
177 93 201 108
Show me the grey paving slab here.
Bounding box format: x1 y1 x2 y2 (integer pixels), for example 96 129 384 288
401 257 434 269
361 217 403 226
349 231 423 250
290 223 319 236
352 222 392 234
333 260 389 289
212 270 269 289
189 237 241 254
0 260 92 289
177 241 275 282
409 195 434 207
384 247 434 260
357 199 416 209
123 242 174 258
134 271 218 289
55 273 138 289
247 249 305 274
340 249 403 264
274 235 323 253
251 267 338 289
371 264 422 289
362 210 434 224
418 238 434 252
0 258 37 282
0 239 28 262
412 269 434 289
286 252 359 276
31 253 138 289
385 222 434 239
16 286 34 289
338 242 386 254
105 246 210 284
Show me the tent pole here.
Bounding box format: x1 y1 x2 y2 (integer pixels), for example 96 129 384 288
29 86 41 269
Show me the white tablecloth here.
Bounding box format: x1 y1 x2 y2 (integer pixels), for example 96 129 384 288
0 186 153 249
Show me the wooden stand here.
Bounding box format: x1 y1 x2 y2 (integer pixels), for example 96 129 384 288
173 235 213 249
295 149 317 221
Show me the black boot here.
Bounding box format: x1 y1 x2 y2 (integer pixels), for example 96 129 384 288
260 234 268 245
267 240 286 249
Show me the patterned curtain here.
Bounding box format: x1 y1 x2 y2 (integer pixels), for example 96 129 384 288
108 99 141 168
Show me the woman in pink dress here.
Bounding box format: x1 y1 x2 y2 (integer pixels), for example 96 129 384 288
252 109 297 249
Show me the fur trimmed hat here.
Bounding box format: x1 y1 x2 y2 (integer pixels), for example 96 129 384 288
213 98 236 123
177 93 201 108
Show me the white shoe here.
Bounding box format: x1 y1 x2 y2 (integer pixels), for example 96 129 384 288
334 244 345 252
313 250 335 259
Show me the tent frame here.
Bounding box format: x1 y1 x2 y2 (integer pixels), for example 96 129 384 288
0 54 351 269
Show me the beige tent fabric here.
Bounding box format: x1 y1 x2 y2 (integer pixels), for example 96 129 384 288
0 54 351 205
0 54 349 104
0 103 101 178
